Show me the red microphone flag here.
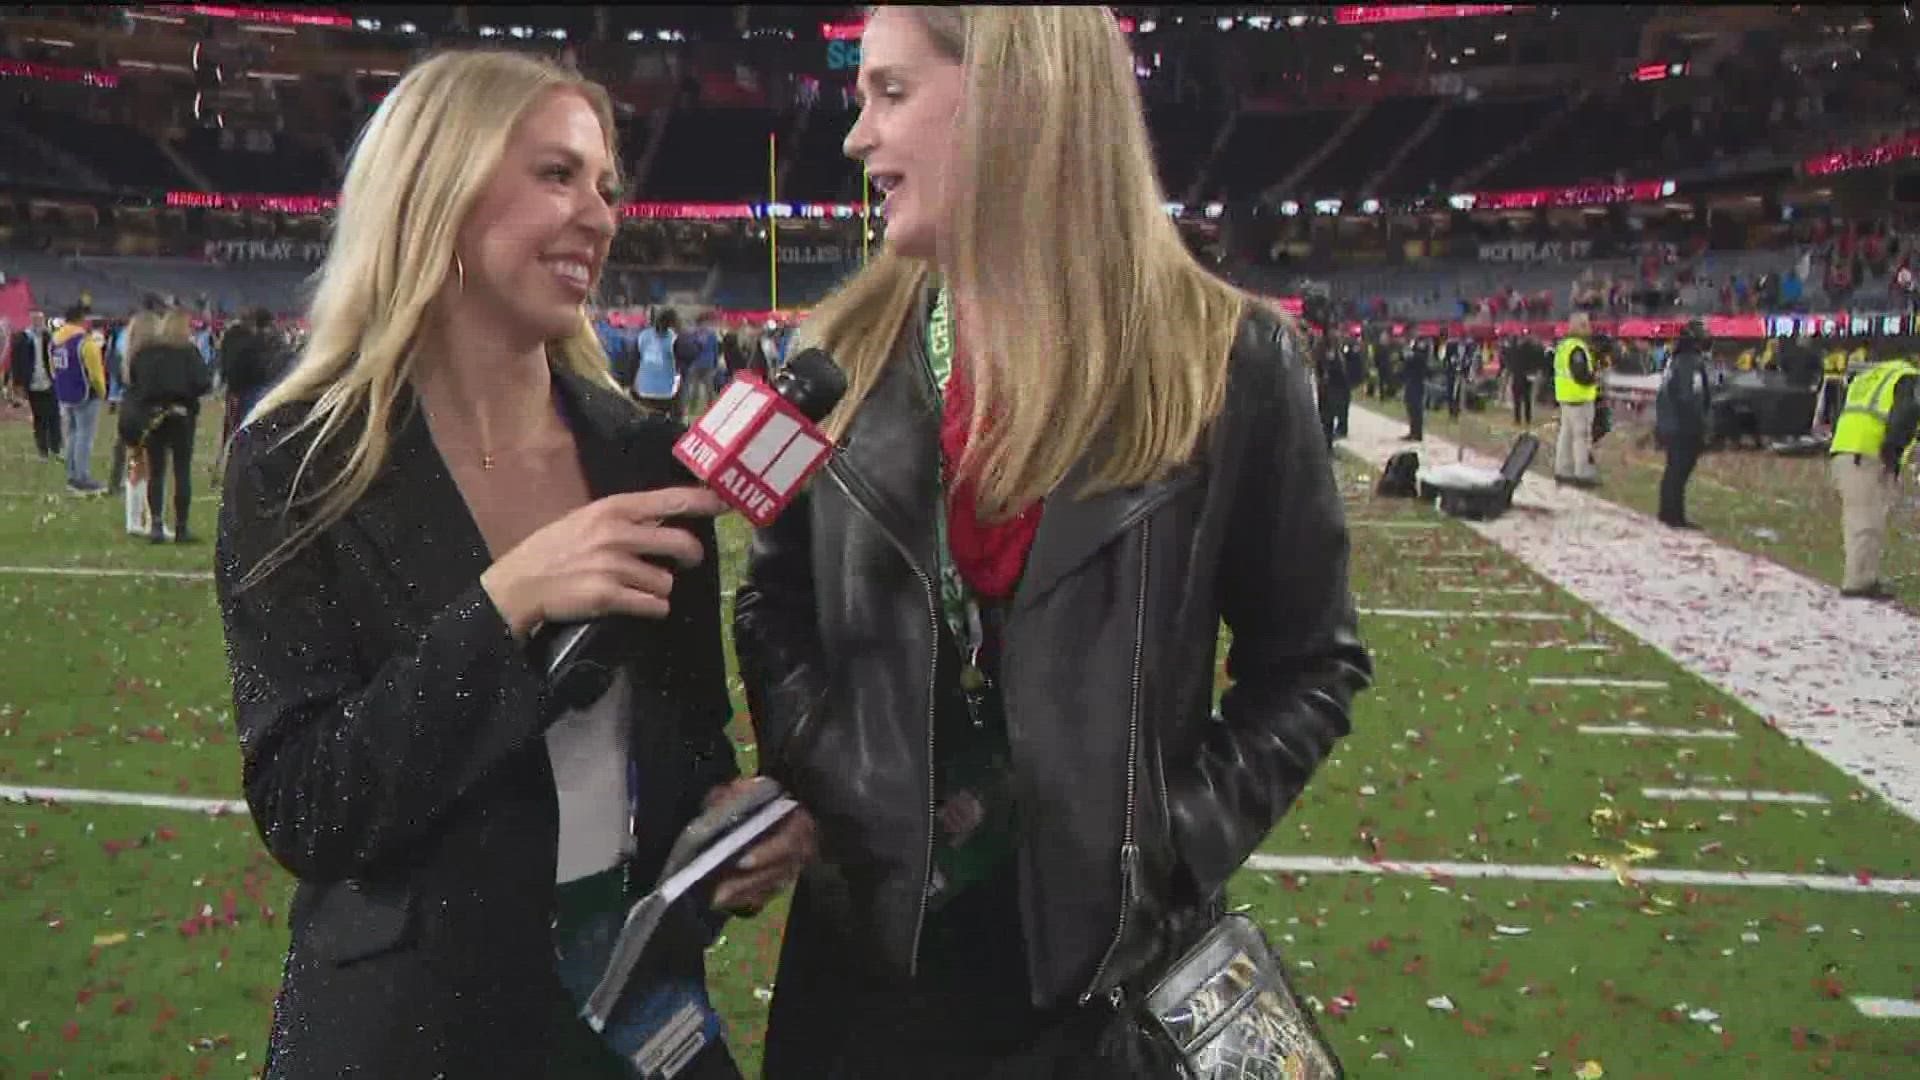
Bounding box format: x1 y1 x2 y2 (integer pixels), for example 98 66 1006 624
672 374 834 527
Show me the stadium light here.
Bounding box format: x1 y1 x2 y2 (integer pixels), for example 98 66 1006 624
1280 200 1300 216
353 17 379 31
479 26 499 37
1361 198 1381 214
397 21 415 34
1216 16 1233 31
1140 18 1157 32
548 28 568 41
1204 202 1224 219
627 29 644 41
1287 14 1309 27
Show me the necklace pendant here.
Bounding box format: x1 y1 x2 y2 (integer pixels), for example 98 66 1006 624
482 454 495 471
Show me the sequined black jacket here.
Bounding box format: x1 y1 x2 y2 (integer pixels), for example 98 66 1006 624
734 304 1372 1046
216 368 737 1077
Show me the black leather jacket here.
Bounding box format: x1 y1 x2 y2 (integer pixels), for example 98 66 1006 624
734 302 1373 1009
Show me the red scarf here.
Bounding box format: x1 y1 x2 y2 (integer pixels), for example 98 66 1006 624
939 351 1043 602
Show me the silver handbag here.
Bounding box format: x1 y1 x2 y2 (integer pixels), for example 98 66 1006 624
1142 913 1344 1080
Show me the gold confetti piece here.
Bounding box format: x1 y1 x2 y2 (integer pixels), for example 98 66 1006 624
1575 1061 1606 1079
91 931 127 947
1588 807 1618 831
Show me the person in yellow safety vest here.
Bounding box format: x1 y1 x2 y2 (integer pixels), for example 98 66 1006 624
1759 338 1779 371
1736 348 1755 372
1848 342 1868 372
1828 357 1919 600
1553 312 1601 487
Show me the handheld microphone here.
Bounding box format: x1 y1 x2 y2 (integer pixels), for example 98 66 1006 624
534 349 847 708
671 347 848 526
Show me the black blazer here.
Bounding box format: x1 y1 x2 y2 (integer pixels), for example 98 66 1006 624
216 367 738 1078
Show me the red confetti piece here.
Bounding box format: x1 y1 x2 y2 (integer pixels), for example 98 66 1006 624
156 827 177 842
76 987 94 1005
61 1020 79 1042
112 997 135 1016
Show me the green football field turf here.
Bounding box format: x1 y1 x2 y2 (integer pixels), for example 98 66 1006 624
1 410 1916 1078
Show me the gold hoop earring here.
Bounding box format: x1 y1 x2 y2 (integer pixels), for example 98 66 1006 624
453 253 466 294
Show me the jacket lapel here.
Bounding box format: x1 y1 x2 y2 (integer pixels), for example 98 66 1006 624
345 369 658 612
1015 458 1202 611
1016 315 1277 609
346 389 492 610
827 307 943 578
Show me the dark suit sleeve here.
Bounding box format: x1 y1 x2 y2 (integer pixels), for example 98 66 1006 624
669 514 743 820
732 487 832 784
1570 347 1596 386
1882 374 1918 471
1168 323 1374 901
215 419 552 882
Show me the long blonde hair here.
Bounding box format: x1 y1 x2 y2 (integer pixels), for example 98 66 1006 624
122 309 161 380
241 49 622 585
804 7 1253 520
154 309 193 349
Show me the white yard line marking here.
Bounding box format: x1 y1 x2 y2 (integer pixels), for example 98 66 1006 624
1359 607 1569 621
1579 724 1739 740
1440 586 1538 596
0 491 219 502
1642 787 1831 805
0 565 213 581
1852 997 1920 1019
1243 854 1920 895
1530 676 1669 690
1491 640 1614 652
1 784 245 815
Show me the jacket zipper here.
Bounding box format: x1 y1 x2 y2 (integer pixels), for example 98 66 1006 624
1080 519 1150 1007
822 458 942 978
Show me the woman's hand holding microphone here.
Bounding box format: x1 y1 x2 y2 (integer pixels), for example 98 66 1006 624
480 486 730 641
480 485 820 911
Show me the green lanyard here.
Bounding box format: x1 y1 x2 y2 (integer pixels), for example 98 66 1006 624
924 286 985 677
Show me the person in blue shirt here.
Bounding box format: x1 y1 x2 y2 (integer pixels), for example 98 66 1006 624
633 307 679 415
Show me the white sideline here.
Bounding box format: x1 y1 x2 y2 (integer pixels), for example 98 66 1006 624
1530 676 1669 690
1491 641 1613 652
0 565 213 581
1 784 245 815
1359 607 1568 621
1242 853 1920 895
1853 997 1920 1019
1439 586 1539 596
1578 724 1739 740
1343 406 1920 822
1642 787 1831 805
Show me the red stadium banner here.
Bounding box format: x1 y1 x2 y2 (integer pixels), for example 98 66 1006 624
820 13 1131 39
1468 178 1674 210
1335 4 1521 26
163 192 782 220
166 191 339 214
0 58 120 89
1802 130 1920 177
150 3 355 29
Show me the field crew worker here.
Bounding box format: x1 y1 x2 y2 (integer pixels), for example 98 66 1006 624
1553 311 1601 487
1828 356 1918 600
